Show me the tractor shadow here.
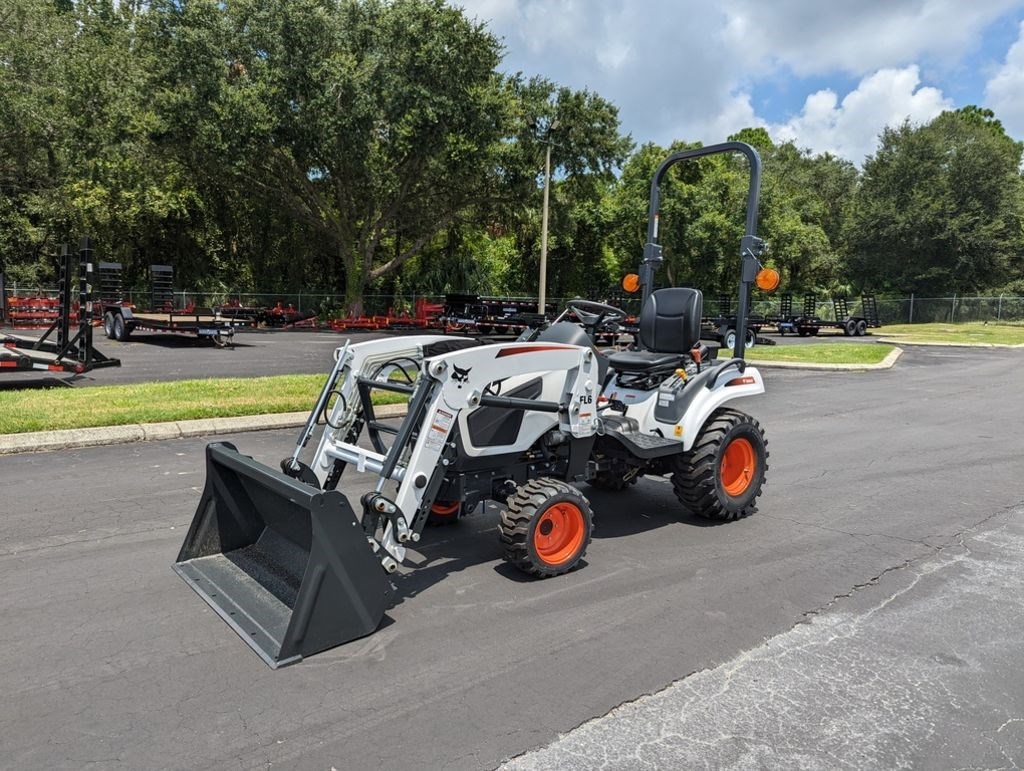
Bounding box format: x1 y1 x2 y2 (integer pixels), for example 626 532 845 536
386 481 732 608
586 482 735 538
386 505 506 608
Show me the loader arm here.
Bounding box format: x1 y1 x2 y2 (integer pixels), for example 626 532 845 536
310 335 477 487
316 341 601 570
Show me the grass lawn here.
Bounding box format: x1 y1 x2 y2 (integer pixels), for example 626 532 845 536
0 374 406 435
878 322 1024 346
745 343 896 365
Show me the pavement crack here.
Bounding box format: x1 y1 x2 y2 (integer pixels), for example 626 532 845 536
797 502 1021 622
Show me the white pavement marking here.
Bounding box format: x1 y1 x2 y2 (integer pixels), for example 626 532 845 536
502 510 1024 770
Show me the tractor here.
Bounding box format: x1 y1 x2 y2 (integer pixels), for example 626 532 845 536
173 141 777 667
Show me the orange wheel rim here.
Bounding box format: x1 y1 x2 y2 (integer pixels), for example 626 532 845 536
431 501 460 515
720 437 756 496
533 502 585 566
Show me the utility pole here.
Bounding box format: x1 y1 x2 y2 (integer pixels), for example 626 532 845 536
533 118 559 315
538 140 552 315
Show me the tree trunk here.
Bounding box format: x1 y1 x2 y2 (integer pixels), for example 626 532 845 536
344 258 365 317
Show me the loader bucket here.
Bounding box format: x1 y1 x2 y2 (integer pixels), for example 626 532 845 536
173 442 392 668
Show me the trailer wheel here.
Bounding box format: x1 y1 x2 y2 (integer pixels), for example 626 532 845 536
111 313 130 341
500 479 593 578
855 319 868 336
103 312 115 339
843 319 857 336
724 328 737 350
672 408 768 521
212 332 230 349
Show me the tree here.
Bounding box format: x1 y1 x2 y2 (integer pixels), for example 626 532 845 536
757 141 857 293
163 0 510 312
847 109 1024 294
0 0 74 282
495 75 632 297
607 139 761 296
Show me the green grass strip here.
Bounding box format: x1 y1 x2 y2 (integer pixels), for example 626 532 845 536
0 374 406 435
745 343 895 365
878 322 1024 345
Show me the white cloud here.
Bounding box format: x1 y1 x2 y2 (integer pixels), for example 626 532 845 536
984 21 1024 136
770 66 952 164
455 0 1021 160
721 0 1021 76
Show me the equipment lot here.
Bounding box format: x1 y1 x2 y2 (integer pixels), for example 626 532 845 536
1 345 1022 768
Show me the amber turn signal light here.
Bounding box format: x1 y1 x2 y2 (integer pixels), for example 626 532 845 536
621 273 641 293
755 268 780 292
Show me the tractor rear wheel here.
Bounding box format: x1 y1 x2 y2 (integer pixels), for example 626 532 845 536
672 408 767 521
499 478 593 577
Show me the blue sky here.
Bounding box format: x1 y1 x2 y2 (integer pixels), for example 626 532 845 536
457 0 1024 165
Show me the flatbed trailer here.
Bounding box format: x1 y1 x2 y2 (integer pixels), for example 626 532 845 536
438 293 553 336
776 293 880 337
217 301 317 328
1 241 120 376
98 263 248 347
700 295 772 348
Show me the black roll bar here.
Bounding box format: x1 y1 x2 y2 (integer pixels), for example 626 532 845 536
639 141 765 360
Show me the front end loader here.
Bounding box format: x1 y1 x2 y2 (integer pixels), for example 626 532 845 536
174 141 776 667
176 338 602 666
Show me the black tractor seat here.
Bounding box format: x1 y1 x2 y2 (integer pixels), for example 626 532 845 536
606 349 686 373
609 287 704 374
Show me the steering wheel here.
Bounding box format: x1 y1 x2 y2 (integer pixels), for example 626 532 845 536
566 299 628 339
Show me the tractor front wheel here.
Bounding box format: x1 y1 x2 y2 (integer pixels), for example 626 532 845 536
499 479 593 577
672 409 768 521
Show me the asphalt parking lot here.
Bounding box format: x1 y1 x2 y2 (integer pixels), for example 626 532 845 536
0 325 877 389
1 344 1022 768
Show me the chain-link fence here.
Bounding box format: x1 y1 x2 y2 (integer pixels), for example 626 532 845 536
4 282 1024 325
738 295 1024 325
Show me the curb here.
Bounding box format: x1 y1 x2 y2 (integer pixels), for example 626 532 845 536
0 403 409 456
875 337 1024 349
751 346 903 371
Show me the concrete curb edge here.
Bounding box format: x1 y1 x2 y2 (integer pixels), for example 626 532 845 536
0 402 408 456
875 338 1024 349
752 346 903 371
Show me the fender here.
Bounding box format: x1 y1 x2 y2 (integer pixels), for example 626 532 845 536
677 365 765 451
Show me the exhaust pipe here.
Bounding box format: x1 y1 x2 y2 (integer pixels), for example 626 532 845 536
173 442 392 668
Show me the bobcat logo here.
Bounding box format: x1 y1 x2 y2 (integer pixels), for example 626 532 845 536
451 365 472 388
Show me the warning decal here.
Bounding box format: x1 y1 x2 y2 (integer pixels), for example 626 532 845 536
424 408 454 451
